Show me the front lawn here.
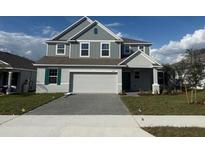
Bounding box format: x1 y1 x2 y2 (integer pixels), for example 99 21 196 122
143 127 205 137
0 93 63 115
121 91 205 115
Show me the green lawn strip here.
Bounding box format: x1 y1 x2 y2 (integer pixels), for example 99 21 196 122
0 93 63 115
121 91 205 115
143 127 205 137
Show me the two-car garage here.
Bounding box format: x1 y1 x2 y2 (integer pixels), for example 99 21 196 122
70 72 118 93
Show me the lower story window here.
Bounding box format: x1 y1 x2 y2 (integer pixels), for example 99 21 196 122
49 69 58 84
134 71 140 79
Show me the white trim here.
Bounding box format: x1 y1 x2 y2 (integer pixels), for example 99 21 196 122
123 43 152 45
69 20 123 41
100 42 110 58
50 16 93 40
80 42 90 57
69 43 71 58
0 66 36 72
46 44 48 56
119 43 121 58
118 50 139 65
140 50 162 66
0 60 9 65
56 44 66 55
69 70 118 73
118 50 162 67
138 45 145 52
77 40 117 42
33 64 126 67
69 22 95 40
47 68 58 85
95 21 123 41
46 40 68 43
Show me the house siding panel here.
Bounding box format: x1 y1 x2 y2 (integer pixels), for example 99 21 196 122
76 25 116 40
47 44 70 56
58 20 91 40
70 42 120 59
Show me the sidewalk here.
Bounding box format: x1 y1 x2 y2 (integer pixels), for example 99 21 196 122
0 115 152 137
134 115 205 127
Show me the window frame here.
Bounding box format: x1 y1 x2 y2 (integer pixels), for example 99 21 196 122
100 42 110 58
56 44 66 55
80 42 90 57
124 45 131 55
138 45 145 52
48 69 58 84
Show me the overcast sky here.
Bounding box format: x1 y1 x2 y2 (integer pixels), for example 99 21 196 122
1 16 205 64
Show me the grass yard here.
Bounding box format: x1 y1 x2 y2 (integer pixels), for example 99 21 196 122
143 127 205 137
121 91 205 115
0 93 63 115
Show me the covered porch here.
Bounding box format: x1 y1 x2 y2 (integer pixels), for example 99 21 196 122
122 67 161 94
119 50 162 94
0 70 20 94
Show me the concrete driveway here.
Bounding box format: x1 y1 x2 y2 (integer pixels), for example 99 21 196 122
0 94 153 136
27 94 130 115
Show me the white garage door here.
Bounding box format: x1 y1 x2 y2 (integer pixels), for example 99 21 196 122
71 72 117 93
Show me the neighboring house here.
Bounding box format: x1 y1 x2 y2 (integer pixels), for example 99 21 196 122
0 51 36 94
34 16 162 94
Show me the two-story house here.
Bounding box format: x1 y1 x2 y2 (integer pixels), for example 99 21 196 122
34 16 162 94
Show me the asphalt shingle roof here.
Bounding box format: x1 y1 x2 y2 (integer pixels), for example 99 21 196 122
122 37 152 44
0 51 35 70
36 56 123 65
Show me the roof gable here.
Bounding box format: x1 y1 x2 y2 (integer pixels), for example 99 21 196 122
119 51 161 68
51 17 93 41
70 21 122 41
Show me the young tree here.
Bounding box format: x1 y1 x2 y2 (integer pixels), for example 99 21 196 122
163 64 176 93
174 60 190 103
185 49 205 103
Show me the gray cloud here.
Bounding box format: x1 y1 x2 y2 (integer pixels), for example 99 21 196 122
0 31 47 61
151 27 205 64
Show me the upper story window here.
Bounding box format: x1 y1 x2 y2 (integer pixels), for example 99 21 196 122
56 44 65 55
94 28 98 34
80 42 90 57
101 43 110 57
124 45 131 55
138 45 145 52
49 69 58 84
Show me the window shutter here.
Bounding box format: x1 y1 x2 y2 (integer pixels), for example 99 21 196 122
45 68 49 85
57 68 61 85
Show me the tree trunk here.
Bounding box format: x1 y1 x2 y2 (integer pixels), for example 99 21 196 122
194 88 197 103
184 84 190 104
191 90 193 104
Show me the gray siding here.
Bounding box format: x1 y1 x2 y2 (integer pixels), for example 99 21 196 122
58 20 91 40
47 43 70 56
70 42 120 59
76 25 116 40
123 68 152 91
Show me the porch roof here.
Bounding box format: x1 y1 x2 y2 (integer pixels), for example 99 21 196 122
0 51 35 70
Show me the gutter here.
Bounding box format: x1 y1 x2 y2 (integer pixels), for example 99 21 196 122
33 64 127 68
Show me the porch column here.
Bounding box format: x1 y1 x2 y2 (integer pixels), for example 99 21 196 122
6 71 12 94
152 68 160 94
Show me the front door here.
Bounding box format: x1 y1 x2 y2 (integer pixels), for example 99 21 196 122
122 72 131 91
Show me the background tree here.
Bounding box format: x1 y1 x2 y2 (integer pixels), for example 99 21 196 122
162 64 176 93
173 60 189 103
185 49 205 103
